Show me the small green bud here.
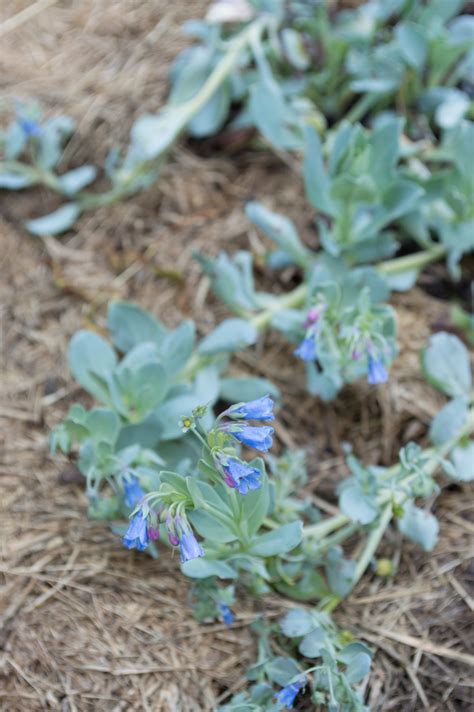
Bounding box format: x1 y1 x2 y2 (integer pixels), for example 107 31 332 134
193 404 208 418
392 502 404 519
376 558 393 577
180 415 194 433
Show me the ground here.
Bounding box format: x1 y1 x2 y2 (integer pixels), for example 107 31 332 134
0 2 473 711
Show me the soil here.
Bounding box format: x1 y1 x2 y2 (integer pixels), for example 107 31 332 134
1 2 473 711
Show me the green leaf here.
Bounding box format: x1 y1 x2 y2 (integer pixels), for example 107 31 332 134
339 482 378 524
338 642 372 683
181 558 237 579
129 111 182 160
248 521 302 557
107 301 167 352
59 165 97 195
303 125 333 215
422 332 472 397
249 77 302 150
189 81 231 138
395 23 427 69
198 318 257 355
68 330 117 403
281 28 310 70
280 609 315 638
265 657 301 686
429 397 469 446
219 377 279 403
153 394 203 440
435 90 470 129
0 172 36 189
128 362 169 419
306 364 341 402
240 464 270 536
325 547 356 597
398 501 439 551
37 115 75 169
369 116 403 189
276 568 329 601
85 408 121 446
245 202 309 266
298 628 327 658
187 479 233 518
188 510 237 543
25 203 81 236
450 442 474 482
159 321 195 375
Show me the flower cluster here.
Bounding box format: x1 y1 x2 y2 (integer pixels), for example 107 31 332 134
121 396 276 561
123 501 204 564
213 396 275 494
295 305 390 386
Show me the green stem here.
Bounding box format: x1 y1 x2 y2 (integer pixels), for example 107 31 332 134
377 245 446 275
250 283 308 331
351 502 393 590
304 407 474 543
2 17 268 211
337 93 379 126
305 522 359 556
248 245 447 332
303 513 350 540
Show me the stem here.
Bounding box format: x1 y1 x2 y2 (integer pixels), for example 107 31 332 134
2 17 268 211
305 522 359 555
248 245 447 334
304 407 474 544
337 93 379 126
351 502 393 590
303 513 350 540
377 245 446 275
250 283 308 331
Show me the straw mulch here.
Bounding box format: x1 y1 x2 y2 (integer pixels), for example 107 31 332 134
1 2 473 711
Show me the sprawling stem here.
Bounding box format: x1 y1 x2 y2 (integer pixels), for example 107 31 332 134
2 17 269 211
248 245 447 330
178 246 447 384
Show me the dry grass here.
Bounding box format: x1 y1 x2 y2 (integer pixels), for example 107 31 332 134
1 2 473 710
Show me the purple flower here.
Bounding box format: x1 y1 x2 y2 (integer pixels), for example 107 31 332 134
223 424 274 452
226 395 274 421
217 602 234 626
221 457 262 495
168 530 179 546
123 476 145 508
123 510 149 551
294 335 316 362
148 526 160 541
166 514 180 546
367 354 388 385
179 529 205 564
274 677 306 709
303 306 320 328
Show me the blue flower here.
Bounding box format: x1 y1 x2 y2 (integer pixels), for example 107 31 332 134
217 602 234 626
224 424 274 452
177 523 205 564
367 354 388 385
123 511 149 551
18 116 41 138
274 677 306 709
123 476 145 508
226 395 274 421
294 335 316 361
222 458 262 495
